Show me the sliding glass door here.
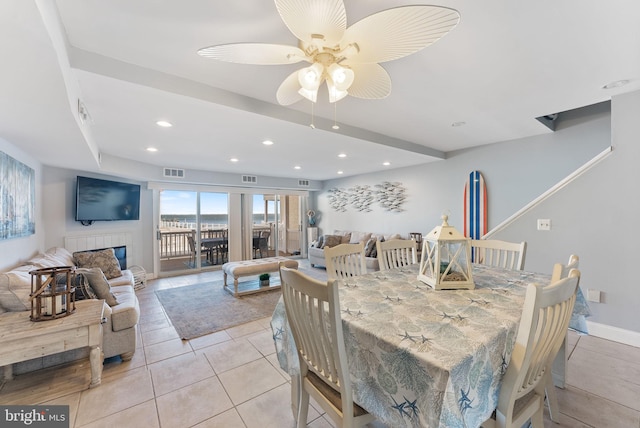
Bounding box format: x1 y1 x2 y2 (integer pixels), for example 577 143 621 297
152 182 309 277
158 190 228 274
249 194 303 259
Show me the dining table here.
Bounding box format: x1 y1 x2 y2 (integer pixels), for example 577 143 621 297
270 264 591 428
201 237 228 264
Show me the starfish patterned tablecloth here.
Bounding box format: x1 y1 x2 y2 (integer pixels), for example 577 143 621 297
271 264 590 428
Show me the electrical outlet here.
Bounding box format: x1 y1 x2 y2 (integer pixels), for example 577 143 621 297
537 219 551 231
587 289 602 303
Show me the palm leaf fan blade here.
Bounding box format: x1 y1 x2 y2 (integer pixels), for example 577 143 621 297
277 70 305 105
341 6 460 64
197 43 306 65
275 0 346 46
344 63 391 99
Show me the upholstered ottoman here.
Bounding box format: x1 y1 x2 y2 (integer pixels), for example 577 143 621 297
222 257 298 297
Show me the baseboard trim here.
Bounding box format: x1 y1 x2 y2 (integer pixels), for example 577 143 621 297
585 320 640 348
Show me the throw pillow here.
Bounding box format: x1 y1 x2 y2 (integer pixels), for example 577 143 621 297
315 235 324 248
322 235 342 249
44 247 75 267
340 233 352 244
364 237 377 257
74 248 123 280
350 231 372 244
73 273 97 301
370 245 378 258
76 267 119 306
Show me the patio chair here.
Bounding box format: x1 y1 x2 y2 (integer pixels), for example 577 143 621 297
253 230 270 258
186 235 208 267
279 265 375 428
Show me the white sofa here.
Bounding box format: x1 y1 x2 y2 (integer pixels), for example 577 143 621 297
308 230 407 272
0 247 140 374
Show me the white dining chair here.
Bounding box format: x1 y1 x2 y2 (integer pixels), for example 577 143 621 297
376 239 417 270
552 254 579 282
470 239 527 270
279 265 375 428
324 242 367 280
482 268 581 428
547 254 580 422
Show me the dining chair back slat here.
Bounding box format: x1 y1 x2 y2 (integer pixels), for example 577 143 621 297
483 268 580 428
471 239 527 270
377 239 417 270
324 243 367 280
279 265 374 428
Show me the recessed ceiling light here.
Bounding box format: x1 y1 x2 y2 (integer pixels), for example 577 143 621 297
451 121 466 127
338 153 347 158
294 165 301 170
262 140 274 145
602 79 630 89
146 147 158 152
383 161 390 166
156 120 172 127
337 170 344 175
229 158 239 163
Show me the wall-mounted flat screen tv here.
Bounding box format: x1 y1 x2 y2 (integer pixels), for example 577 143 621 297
75 176 140 222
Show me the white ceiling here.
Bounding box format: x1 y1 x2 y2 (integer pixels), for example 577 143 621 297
2 1 639 181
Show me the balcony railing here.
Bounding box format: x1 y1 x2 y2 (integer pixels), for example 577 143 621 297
159 224 268 258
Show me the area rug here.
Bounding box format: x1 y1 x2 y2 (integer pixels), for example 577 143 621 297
155 281 282 340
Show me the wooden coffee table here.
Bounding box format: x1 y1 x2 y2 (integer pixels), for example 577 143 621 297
0 300 105 388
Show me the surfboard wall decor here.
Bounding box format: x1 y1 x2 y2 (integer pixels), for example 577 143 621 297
464 170 487 240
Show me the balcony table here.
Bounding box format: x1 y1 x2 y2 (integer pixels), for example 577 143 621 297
201 237 228 265
271 264 590 428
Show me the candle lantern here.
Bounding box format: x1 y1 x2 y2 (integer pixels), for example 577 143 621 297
29 266 76 321
418 215 474 290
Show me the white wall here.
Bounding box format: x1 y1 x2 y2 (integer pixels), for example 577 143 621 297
491 91 640 333
41 166 153 270
0 138 43 271
314 102 610 237
3 94 637 337
312 99 640 335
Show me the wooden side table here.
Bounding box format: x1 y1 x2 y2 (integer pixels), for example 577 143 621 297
0 300 105 388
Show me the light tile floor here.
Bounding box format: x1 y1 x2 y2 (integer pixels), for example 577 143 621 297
1 261 639 427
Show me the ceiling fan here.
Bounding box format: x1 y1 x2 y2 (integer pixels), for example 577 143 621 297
198 0 460 105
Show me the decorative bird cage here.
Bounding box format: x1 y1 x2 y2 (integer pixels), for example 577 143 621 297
418 215 474 290
29 266 76 321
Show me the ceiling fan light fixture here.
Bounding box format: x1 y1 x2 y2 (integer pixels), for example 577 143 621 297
298 87 318 103
328 63 354 90
200 1 460 105
298 63 324 91
327 81 349 103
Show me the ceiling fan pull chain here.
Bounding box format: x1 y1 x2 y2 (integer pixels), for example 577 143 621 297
333 103 340 130
310 101 316 129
